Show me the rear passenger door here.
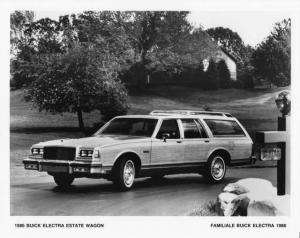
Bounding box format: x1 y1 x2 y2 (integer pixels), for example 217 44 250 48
180 119 211 163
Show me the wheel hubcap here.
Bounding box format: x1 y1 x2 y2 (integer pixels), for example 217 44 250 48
211 157 225 180
123 160 135 187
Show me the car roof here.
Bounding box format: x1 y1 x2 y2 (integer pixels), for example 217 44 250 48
115 110 236 120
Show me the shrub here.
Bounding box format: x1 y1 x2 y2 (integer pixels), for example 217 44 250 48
202 59 219 90
236 71 254 89
193 61 205 88
217 59 231 88
120 62 146 87
99 78 129 121
274 72 290 87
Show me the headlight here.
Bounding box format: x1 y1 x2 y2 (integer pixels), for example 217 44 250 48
79 149 94 158
31 148 43 155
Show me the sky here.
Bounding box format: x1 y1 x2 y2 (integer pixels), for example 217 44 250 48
34 11 291 47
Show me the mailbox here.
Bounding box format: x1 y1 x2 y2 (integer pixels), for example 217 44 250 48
256 131 287 161
255 90 290 196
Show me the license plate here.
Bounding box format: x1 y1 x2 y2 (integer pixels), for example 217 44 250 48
42 164 69 173
260 147 281 161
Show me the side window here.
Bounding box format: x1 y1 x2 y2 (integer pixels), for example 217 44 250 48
156 119 180 139
195 119 208 138
181 119 205 138
204 119 246 136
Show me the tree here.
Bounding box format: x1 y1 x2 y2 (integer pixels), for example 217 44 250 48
146 28 220 83
202 59 219 90
114 11 192 86
10 11 35 56
12 12 133 130
25 43 129 131
217 60 231 88
10 11 35 88
251 18 291 87
11 17 63 88
206 27 253 68
12 12 134 88
24 18 62 54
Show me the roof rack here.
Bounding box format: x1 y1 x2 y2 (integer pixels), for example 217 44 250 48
149 110 233 117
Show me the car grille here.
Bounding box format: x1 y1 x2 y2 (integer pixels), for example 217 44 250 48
43 147 76 161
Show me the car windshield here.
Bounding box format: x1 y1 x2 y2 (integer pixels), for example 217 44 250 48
97 118 158 137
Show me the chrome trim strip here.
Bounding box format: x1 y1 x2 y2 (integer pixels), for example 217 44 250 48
23 158 102 166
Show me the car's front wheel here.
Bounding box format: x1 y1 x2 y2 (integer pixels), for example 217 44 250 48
53 174 74 188
204 154 226 183
113 159 136 191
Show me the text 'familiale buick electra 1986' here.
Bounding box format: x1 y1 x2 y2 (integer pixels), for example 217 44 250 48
23 110 253 190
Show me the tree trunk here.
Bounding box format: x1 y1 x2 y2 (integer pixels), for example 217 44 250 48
137 49 147 89
77 107 85 132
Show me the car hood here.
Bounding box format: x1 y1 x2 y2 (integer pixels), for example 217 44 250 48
33 135 150 148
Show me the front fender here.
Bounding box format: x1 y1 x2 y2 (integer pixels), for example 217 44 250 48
113 149 141 164
100 142 151 167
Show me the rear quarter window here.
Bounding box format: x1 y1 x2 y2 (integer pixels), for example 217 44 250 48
204 119 246 137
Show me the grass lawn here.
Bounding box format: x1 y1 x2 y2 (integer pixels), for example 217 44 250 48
10 85 288 173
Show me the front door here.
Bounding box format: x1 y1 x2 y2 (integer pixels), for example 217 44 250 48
150 119 184 166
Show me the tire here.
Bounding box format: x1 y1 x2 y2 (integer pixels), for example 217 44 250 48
113 159 136 191
203 154 227 183
53 174 74 188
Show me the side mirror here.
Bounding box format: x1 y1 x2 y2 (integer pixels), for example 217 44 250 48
162 133 170 142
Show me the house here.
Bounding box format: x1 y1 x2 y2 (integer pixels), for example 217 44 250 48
202 47 238 81
215 48 238 81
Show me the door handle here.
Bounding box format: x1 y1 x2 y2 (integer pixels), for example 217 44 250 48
204 140 210 143
177 140 182 143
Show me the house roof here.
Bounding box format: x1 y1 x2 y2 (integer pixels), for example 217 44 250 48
219 47 238 63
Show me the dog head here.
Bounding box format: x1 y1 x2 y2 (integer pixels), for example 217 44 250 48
217 192 249 216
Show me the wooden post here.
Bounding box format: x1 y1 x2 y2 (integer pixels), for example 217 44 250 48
277 117 286 195
256 115 290 196
285 117 290 195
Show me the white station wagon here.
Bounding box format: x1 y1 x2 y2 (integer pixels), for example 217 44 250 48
23 110 253 190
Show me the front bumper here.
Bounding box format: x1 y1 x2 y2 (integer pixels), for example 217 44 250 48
23 158 111 175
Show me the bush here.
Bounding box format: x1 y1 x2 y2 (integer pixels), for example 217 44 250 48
120 62 146 87
236 71 254 89
274 72 290 87
217 60 231 88
193 62 205 88
99 78 129 121
202 59 219 90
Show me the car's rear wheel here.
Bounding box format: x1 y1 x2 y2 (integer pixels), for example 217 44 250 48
204 154 226 183
53 174 74 188
113 159 136 191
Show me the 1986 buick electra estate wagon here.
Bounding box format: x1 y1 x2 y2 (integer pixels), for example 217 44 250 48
23 110 253 190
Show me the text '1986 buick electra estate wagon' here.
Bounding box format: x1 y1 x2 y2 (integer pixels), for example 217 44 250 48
23 110 253 190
